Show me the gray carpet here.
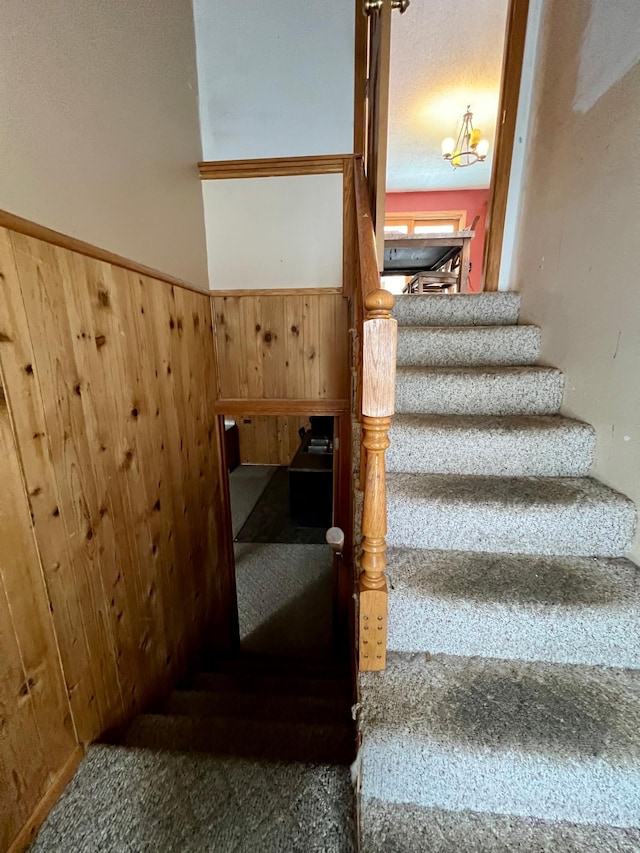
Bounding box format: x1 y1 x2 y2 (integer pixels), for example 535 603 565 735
234 543 333 658
31 745 355 852
357 292 640 847
235 467 329 544
229 464 277 537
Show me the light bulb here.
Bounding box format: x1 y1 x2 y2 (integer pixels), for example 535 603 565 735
477 138 490 159
441 137 455 158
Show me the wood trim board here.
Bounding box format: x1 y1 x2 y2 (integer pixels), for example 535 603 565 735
210 288 344 297
7 746 84 853
215 399 350 416
385 210 468 229
199 154 350 180
482 0 530 291
0 209 206 295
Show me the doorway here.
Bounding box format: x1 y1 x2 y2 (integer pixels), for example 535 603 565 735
357 0 530 292
222 413 348 660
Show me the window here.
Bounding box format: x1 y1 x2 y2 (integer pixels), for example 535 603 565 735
414 224 455 234
382 211 468 295
384 211 466 234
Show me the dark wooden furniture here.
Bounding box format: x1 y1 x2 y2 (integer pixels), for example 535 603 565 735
288 419 334 528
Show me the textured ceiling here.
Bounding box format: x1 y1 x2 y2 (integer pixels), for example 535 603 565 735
386 0 509 192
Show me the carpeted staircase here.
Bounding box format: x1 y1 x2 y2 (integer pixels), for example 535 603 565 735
32 654 356 852
357 292 640 851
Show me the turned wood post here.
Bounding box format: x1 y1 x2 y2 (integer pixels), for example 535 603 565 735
359 288 397 671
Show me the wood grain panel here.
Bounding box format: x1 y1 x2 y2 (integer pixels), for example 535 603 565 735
0 385 77 851
0 225 234 764
213 293 350 402
235 415 310 465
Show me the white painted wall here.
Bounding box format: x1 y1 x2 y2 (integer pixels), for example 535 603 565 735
0 0 208 287
204 174 343 290
193 0 353 290
514 0 640 561
193 0 354 161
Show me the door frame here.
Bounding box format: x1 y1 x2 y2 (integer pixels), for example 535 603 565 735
214 408 354 654
353 0 531 289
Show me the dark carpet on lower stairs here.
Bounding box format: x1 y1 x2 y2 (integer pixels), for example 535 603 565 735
30 653 356 852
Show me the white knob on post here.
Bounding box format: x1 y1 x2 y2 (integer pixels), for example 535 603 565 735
326 527 345 555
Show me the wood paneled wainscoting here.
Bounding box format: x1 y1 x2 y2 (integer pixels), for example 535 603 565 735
0 217 234 850
212 291 350 404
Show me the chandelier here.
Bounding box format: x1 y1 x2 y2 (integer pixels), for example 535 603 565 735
441 106 489 168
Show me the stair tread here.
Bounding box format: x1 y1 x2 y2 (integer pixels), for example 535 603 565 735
396 364 561 377
387 414 595 477
397 323 539 331
392 292 521 327
125 713 355 765
396 324 541 366
391 412 592 431
388 548 640 608
387 472 634 509
395 365 564 416
386 548 640 667
360 798 640 852
31 744 355 853
361 651 640 760
359 652 640 825
386 473 636 556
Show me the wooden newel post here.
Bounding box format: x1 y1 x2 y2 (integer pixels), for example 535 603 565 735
359 288 397 671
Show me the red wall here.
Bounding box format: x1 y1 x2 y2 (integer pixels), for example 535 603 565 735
385 189 490 292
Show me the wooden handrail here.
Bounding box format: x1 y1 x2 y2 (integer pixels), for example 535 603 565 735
354 159 383 303
353 158 397 672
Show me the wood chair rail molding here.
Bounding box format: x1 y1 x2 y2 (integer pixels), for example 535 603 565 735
210 287 344 297
214 399 349 416
199 154 351 180
0 209 206 295
353 157 397 672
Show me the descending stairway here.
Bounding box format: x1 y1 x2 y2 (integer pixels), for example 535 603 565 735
358 293 640 851
32 655 356 852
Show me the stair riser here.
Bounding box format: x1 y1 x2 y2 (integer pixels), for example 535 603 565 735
396 371 564 415
360 740 640 826
392 293 520 327
386 497 635 556
193 672 351 699
387 422 595 476
126 716 355 765
360 798 640 852
387 599 640 668
164 691 349 725
397 326 540 367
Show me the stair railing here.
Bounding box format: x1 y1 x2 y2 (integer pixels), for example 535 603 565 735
354 157 397 671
